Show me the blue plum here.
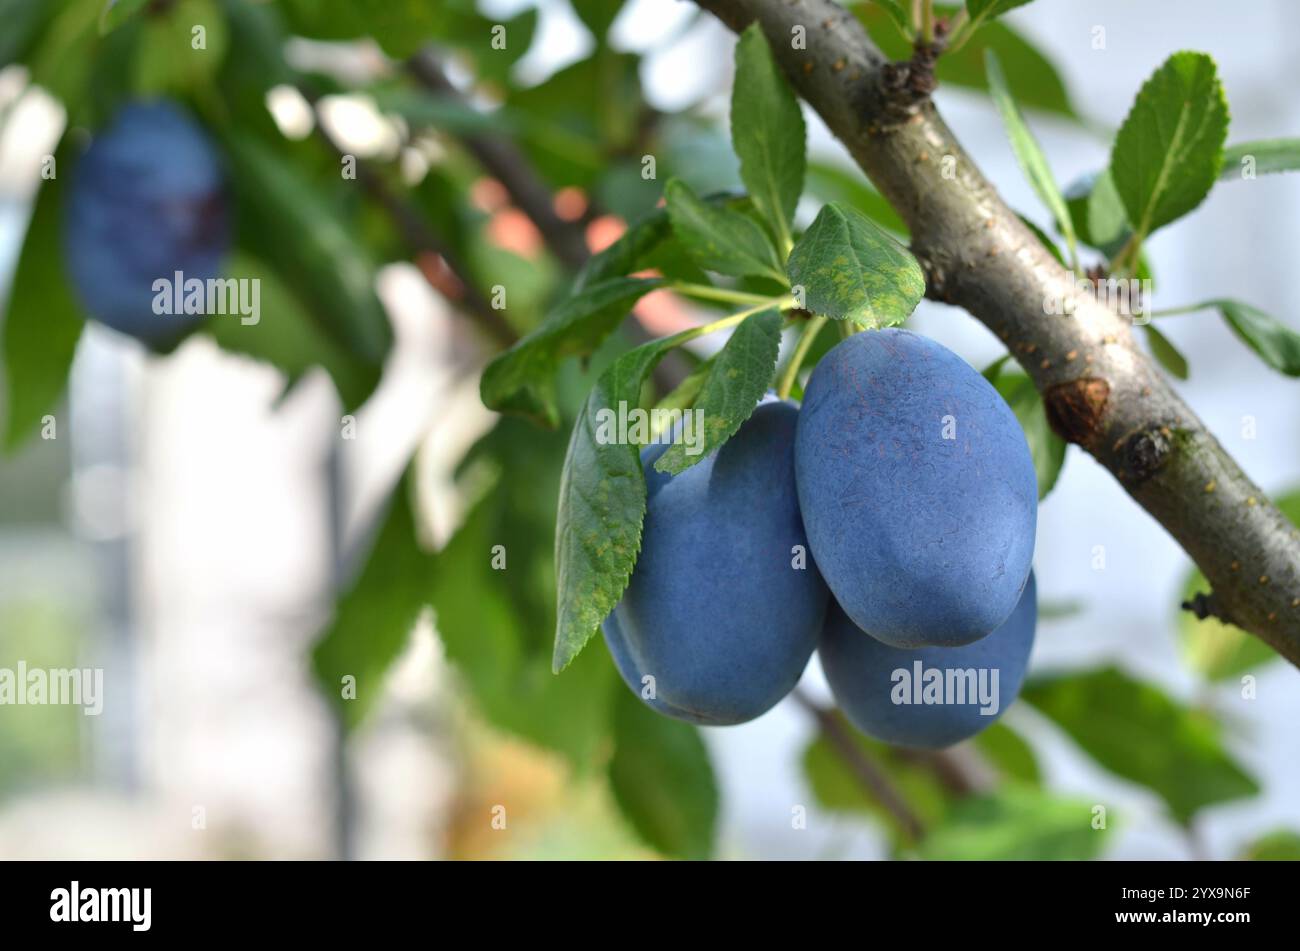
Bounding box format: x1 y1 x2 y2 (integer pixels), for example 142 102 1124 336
795 328 1037 647
819 572 1037 749
602 400 830 725
64 101 230 350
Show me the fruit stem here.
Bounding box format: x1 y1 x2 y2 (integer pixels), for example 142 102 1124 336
1109 231 1144 279
670 282 776 307
944 8 980 55
776 315 828 400
680 299 783 344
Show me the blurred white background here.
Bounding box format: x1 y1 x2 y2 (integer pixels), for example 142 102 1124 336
1 0 1298 860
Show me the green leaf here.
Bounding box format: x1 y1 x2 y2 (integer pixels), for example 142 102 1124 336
986 50 1077 266
731 23 806 249
973 721 1041 787
1221 139 1300 180
992 372 1066 499
27 0 103 114
1144 324 1189 381
279 0 450 60
855 3 1077 118
1214 299 1300 376
471 7 538 87
1062 175 1162 287
1065 169 1130 255
788 202 925 327
552 327 701 672
1111 52 1229 238
481 277 662 428
223 136 392 366
371 85 523 136
3 146 86 452
570 0 622 42
432 419 615 768
507 51 642 189
805 159 907 236
654 308 781 474
580 210 712 295
1177 489 1296 680
133 0 229 95
99 0 149 33
1178 567 1280 681
312 472 433 731
981 353 1012 382
652 355 715 421
1039 598 1085 621
1238 829 1300 861
872 0 911 35
215 0 295 114
918 785 1110 860
965 0 1034 24
1151 300 1300 377
664 179 785 282
206 252 380 412
2 0 57 68
608 687 718 859
1023 666 1259 825
577 210 672 288
465 230 561 324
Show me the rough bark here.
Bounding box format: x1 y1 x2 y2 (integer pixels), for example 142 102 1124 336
696 0 1300 666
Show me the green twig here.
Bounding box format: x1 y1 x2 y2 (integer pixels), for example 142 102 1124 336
777 315 827 399
1149 303 1210 319
681 299 783 343
944 8 983 54
1110 232 1144 278
670 282 778 307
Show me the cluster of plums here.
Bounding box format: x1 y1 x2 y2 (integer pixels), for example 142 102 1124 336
603 328 1040 749
63 100 230 349
64 102 1039 751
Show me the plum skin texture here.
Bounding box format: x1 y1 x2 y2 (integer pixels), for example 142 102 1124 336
819 573 1037 749
794 328 1037 648
602 400 830 725
63 100 230 350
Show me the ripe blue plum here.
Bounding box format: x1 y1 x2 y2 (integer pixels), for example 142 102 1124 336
602 400 829 725
819 572 1037 749
795 328 1037 647
64 101 230 349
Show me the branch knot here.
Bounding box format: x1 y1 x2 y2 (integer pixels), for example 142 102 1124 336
1182 590 1238 627
879 22 949 117
1043 378 1110 447
1118 426 1177 483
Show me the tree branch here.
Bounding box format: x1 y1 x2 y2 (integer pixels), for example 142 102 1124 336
404 47 690 393
696 0 1300 667
791 689 926 842
300 84 518 347
407 49 592 270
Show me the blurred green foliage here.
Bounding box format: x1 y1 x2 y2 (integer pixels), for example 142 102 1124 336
0 599 87 795
0 0 1296 861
